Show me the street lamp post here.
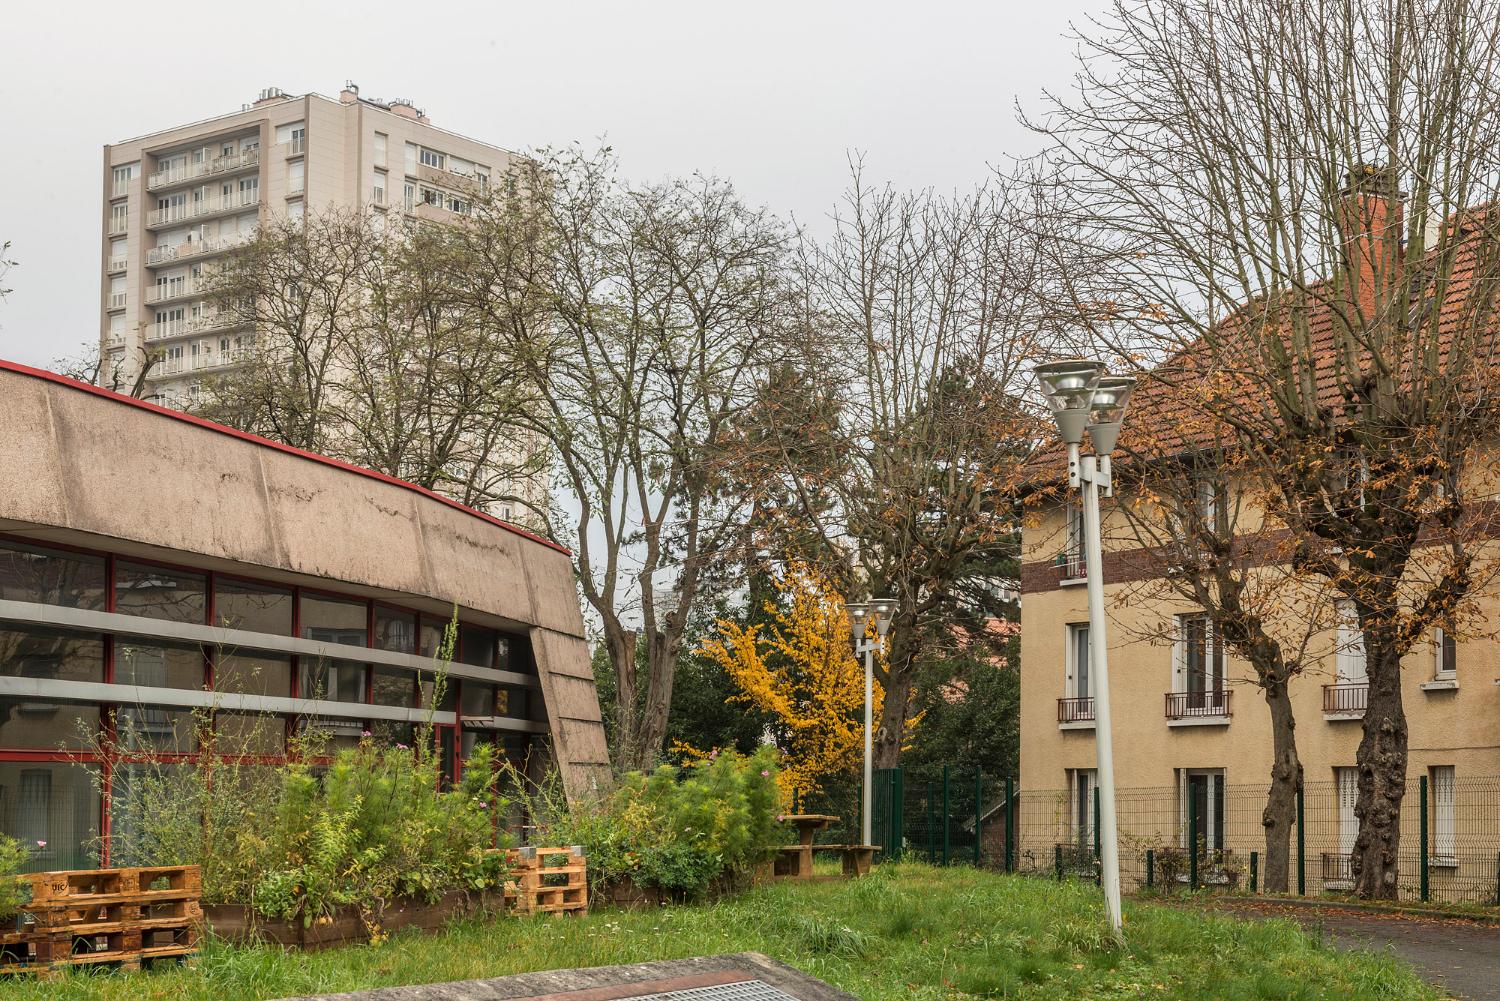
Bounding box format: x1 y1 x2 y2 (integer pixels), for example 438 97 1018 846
1034 359 1136 941
846 597 896 848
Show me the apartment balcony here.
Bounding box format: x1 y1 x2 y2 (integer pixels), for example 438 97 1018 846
1165 690 1232 725
146 149 261 192
1322 682 1368 719
1057 696 1095 726
147 319 187 341
107 291 127 310
185 313 241 335
107 256 128 273
146 232 254 267
282 137 306 156
1054 550 1087 585
146 192 261 229
104 334 126 349
156 350 246 377
145 279 210 305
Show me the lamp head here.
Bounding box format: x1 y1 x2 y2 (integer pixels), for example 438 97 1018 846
1085 375 1137 455
1034 359 1106 445
869 597 897 638
844 601 870 644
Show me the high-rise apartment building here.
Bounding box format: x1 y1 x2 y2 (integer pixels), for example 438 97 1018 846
100 84 543 521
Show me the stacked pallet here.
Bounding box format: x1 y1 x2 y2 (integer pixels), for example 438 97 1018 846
506 846 588 916
0 865 200 979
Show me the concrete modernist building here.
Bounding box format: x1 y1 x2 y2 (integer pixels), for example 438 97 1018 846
0 359 609 870
98 84 542 517
1017 180 1500 900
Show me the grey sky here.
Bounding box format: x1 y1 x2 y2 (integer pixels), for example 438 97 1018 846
0 0 1099 369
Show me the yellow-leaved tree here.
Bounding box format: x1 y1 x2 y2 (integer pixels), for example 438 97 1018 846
700 563 913 802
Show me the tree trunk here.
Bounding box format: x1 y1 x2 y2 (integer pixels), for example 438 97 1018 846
872 665 912 770
1260 678 1302 893
1352 648 1407 900
607 626 640 771
631 633 678 772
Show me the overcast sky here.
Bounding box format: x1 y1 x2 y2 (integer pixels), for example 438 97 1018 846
0 0 1099 369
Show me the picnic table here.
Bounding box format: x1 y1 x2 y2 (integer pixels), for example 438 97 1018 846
771 814 877 878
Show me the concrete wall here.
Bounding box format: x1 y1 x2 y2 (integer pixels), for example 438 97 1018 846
0 362 610 799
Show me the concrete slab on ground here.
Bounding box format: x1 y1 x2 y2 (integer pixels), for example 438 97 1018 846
1203 900 1500 1000
276 952 857 1001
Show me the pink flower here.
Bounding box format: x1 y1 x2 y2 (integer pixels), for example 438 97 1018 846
396 743 408 750
361 730 372 738
760 770 770 777
35 841 46 849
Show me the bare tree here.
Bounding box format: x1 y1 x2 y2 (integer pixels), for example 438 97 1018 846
52 338 159 398
452 148 795 770
738 164 1052 768
1033 0 1500 897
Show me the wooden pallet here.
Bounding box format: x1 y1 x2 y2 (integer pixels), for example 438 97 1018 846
1 865 200 980
506 847 588 917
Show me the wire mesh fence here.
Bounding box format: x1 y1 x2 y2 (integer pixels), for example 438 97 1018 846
875 767 1500 906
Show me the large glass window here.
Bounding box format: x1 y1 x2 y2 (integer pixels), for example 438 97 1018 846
215 712 284 756
113 706 196 753
0 701 99 750
420 617 449 659
461 682 497 718
459 625 497 668
370 719 415 747
115 562 206 624
214 579 292 634
0 542 106 610
299 658 366 704
214 652 291 697
374 607 415 654
115 640 205 690
0 626 103 683
0 762 100 872
420 672 459 713
301 594 367 646
371 666 414 707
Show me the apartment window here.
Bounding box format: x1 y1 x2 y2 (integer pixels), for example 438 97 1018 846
475 166 490 191
156 308 184 335
421 186 443 207
1068 768 1096 849
1178 769 1225 852
1335 766 1358 860
109 313 125 336
239 176 259 204
287 160 305 195
419 146 445 170
0 624 104 683
299 658 367 704
1175 613 1225 709
460 625 500 668
373 132 388 167
1061 501 1086 580
403 183 416 212
214 578 292 634
301 593 367 645
372 168 387 206
287 199 304 221
1434 627 1457 679
110 202 128 235
372 665 415 707
1065 622 1090 700
1335 600 1367 684
112 163 138 195
405 143 419 175
1431 766 1456 866
108 275 126 309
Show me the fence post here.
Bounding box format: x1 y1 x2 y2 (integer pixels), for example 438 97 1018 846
1495 852 1499 907
1250 851 1258 894
1055 842 1063 881
1296 785 1306 896
891 767 904 861
1420 774 1430 904
1005 776 1015 873
942 764 952 867
974 769 983 867
1094 785 1103 886
927 782 936 865
1146 848 1154 889
1189 784 1199 890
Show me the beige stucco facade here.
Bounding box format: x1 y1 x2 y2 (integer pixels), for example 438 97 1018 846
1018 478 1500 896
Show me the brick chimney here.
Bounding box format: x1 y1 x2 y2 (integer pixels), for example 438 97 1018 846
340 81 360 105
388 99 421 121
1336 165 1404 316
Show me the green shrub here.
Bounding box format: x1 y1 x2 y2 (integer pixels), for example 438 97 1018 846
0 834 31 921
540 745 780 897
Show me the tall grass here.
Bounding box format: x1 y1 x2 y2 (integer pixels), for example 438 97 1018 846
1 864 1440 1001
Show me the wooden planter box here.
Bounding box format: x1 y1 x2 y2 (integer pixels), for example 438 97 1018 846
202 889 509 950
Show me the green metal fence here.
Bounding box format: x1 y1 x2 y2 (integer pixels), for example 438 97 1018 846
871 768 1500 906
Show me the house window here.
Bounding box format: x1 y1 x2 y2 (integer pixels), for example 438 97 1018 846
1061 501 1086 579
403 183 416 212
372 168 387 206
1431 766 1456 866
1175 613 1225 710
1435 627 1457 679
419 146 445 170
287 160 305 195
1066 623 1090 701
1179 769 1225 852
1335 600 1367 684
1068 768 1096 849
1195 477 1221 529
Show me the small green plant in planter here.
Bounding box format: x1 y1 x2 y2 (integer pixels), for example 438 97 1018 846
0 834 31 923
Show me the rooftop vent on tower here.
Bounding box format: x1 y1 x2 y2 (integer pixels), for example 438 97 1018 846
254 86 289 106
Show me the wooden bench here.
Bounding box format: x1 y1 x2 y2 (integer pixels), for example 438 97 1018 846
813 844 879 877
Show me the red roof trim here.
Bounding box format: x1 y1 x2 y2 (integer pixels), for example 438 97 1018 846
2 358 570 556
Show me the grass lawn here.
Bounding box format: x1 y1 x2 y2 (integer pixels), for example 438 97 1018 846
2 864 1440 1000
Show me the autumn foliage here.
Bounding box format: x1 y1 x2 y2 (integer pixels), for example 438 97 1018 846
700 564 911 801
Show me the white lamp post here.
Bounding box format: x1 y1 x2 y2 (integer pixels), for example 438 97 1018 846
1034 359 1136 941
846 596 896 847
